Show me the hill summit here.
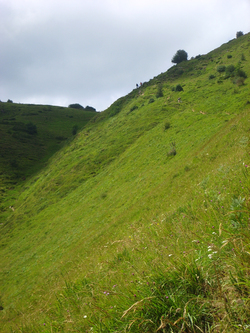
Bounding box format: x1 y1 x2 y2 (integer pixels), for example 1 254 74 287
0 33 250 332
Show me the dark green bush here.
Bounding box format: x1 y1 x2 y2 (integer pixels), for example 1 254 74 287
148 98 155 104
168 142 176 156
237 69 247 78
227 54 232 59
217 65 226 73
156 84 163 98
224 65 235 79
164 122 170 130
85 106 96 112
100 192 107 199
209 75 215 80
241 53 246 61
68 104 96 112
13 122 37 135
129 105 138 112
26 122 37 135
226 65 235 73
236 31 243 38
175 84 183 92
68 103 84 109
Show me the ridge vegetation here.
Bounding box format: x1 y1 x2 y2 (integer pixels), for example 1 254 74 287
0 33 250 332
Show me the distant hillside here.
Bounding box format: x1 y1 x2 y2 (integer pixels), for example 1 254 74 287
0 33 250 332
0 103 96 216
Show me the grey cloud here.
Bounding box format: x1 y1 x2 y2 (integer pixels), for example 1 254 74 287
0 0 250 110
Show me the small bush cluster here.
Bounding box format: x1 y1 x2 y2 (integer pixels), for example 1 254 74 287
148 98 155 104
156 84 164 98
209 74 216 80
68 104 96 112
231 65 247 85
68 103 84 109
26 122 37 135
226 64 235 73
100 192 107 199
129 105 138 112
12 121 37 135
236 31 244 38
164 121 171 130
217 65 226 73
215 61 247 85
237 68 247 79
167 142 176 156
224 65 235 79
175 84 183 92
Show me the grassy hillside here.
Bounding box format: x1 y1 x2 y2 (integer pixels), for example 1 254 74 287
0 34 250 332
0 103 96 221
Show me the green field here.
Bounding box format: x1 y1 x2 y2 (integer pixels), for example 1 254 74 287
0 33 250 332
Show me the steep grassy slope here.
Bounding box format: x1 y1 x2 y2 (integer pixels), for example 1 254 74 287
0 103 96 220
0 34 250 332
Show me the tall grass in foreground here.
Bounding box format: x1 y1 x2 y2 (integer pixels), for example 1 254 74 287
16 164 250 332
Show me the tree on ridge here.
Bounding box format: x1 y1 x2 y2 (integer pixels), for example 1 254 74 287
171 50 188 64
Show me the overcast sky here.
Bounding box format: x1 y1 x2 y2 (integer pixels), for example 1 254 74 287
0 0 249 111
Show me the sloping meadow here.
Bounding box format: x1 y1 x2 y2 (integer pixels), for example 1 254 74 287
0 34 250 332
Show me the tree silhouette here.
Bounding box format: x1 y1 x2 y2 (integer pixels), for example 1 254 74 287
236 31 243 38
171 50 188 64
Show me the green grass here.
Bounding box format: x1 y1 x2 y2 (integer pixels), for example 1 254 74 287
0 33 250 332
